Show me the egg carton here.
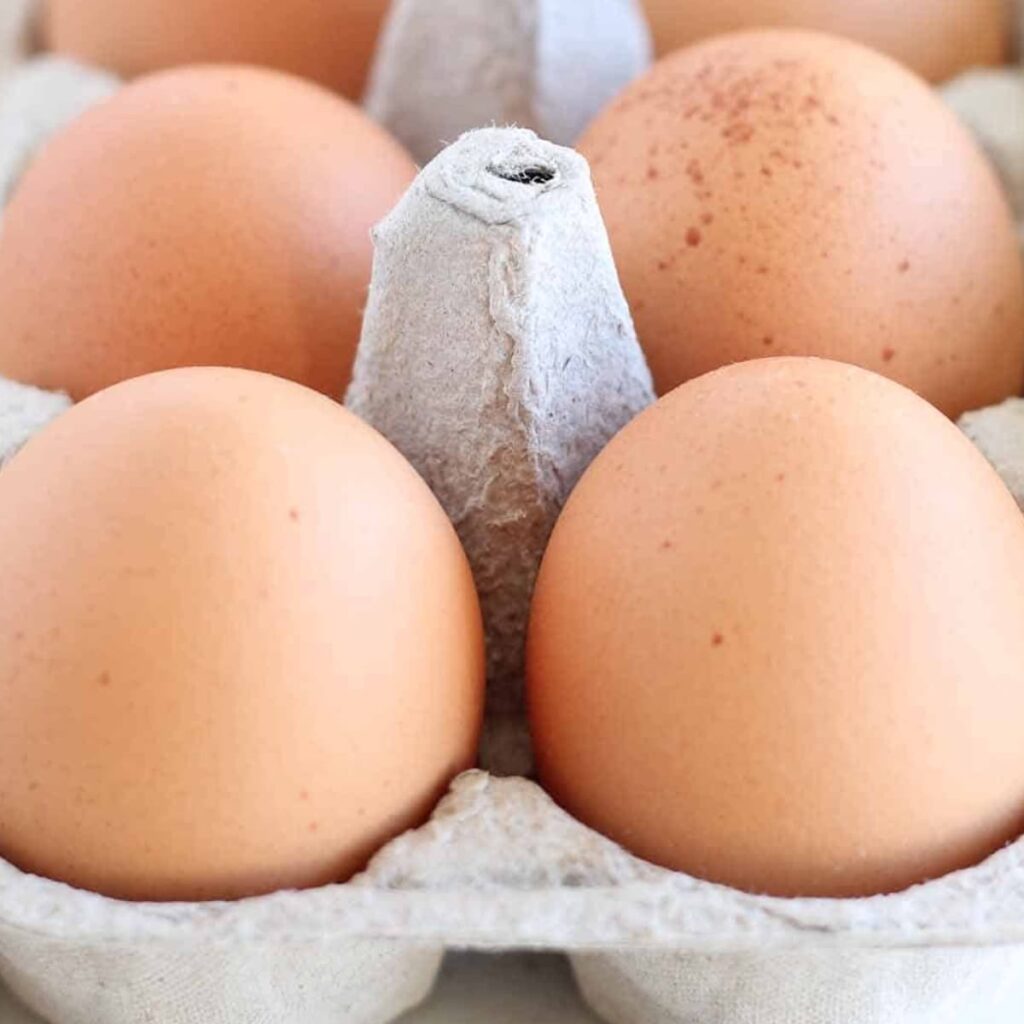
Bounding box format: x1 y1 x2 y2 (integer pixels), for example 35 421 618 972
3 119 1024 1024
2 7 1024 1024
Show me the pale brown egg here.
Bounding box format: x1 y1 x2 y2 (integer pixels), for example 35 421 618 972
0 65 416 402
640 0 1010 83
528 357 1024 899
0 367 484 903
578 30 1024 420
44 0 391 101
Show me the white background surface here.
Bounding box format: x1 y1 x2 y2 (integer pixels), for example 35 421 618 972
0 953 603 1023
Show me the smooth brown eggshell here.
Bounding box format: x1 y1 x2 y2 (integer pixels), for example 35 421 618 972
640 0 1010 83
578 30 1024 420
44 0 391 101
528 357 1024 899
0 65 416 402
0 367 484 903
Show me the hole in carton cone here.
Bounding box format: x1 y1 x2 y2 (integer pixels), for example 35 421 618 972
488 163 557 186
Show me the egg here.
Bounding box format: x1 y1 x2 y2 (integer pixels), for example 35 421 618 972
578 31 1024 420
640 0 1010 83
528 357 1024 899
0 65 416 402
43 0 391 101
0 367 484 903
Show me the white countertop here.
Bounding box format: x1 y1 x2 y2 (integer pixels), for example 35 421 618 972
0 953 603 1024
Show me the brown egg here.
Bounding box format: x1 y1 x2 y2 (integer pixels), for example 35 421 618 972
0 368 484 903
578 31 1024 420
640 0 1010 83
0 65 416 402
528 357 1024 899
44 0 391 101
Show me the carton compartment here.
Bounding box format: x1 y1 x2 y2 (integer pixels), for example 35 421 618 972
1 2 1024 1021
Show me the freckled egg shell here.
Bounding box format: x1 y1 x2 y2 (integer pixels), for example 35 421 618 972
528 357 1024 899
0 65 416 402
0 367 484 903
640 0 1010 83
44 0 391 101
578 30 1024 420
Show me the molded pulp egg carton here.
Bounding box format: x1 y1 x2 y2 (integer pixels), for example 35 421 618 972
2 3 1024 1024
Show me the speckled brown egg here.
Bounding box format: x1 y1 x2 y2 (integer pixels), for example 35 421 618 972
44 0 391 101
0 367 484 903
578 30 1024 420
640 0 1010 83
0 65 416 401
528 357 1024 899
